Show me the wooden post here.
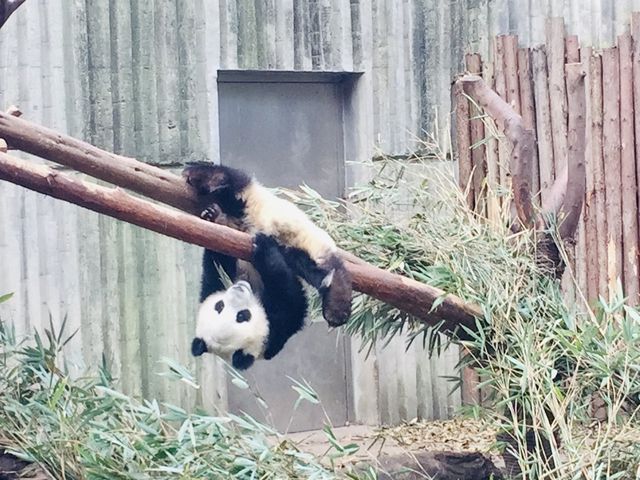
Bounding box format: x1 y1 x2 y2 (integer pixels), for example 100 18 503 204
466 53 486 216
618 33 640 304
454 80 473 209
531 46 555 206
503 36 522 114
590 53 608 297
546 17 568 179
518 48 540 202
582 47 599 302
565 35 580 63
483 61 501 223
602 47 623 298
494 36 510 195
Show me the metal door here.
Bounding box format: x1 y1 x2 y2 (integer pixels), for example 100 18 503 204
217 72 351 432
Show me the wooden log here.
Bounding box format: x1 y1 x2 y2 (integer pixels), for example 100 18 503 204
582 47 599 302
590 53 608 297
0 111 201 214
618 33 639 304
517 48 540 201
0 151 483 337
459 75 535 228
635 13 640 305
531 46 555 205
466 53 486 216
454 80 473 209
561 63 587 242
546 17 568 178
602 47 623 298
493 36 510 193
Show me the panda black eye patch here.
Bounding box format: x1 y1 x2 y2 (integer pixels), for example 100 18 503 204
236 309 251 323
215 300 225 313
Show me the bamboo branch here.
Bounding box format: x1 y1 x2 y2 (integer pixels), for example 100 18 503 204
0 151 482 337
0 0 27 29
459 75 535 228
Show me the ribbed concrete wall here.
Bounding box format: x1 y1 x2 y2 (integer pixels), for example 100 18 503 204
0 0 632 426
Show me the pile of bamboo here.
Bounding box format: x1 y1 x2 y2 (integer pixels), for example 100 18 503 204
456 16 640 306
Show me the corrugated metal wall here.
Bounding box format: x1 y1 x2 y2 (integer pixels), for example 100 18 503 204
0 0 633 426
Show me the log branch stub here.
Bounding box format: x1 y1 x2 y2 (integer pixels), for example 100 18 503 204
0 151 482 337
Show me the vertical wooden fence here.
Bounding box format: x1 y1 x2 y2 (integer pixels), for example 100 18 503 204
455 16 640 308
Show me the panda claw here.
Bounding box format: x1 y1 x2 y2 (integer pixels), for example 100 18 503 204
201 205 221 222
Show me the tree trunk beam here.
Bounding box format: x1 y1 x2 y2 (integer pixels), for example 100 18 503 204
459 75 535 228
0 151 482 336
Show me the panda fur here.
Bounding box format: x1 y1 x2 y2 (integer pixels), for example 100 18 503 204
191 233 307 370
183 163 352 326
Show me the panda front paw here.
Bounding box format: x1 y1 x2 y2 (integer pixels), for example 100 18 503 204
252 234 285 271
201 204 222 223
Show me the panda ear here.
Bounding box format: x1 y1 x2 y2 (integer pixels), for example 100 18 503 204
191 337 208 356
231 350 255 370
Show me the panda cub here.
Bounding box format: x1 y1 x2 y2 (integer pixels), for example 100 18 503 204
191 233 307 370
183 163 352 327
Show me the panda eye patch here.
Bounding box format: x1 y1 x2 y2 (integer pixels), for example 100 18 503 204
236 309 251 323
215 300 225 313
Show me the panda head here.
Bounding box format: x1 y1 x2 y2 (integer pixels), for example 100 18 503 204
191 280 269 370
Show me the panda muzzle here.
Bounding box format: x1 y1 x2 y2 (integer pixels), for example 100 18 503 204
191 337 208 356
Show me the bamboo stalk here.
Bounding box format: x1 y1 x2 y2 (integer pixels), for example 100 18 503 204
517 48 540 201
590 53 608 297
618 32 639 304
531 46 555 205
0 151 483 337
466 53 486 216
546 17 568 179
601 47 623 298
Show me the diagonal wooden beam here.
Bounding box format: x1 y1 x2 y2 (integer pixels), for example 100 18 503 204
0 151 483 337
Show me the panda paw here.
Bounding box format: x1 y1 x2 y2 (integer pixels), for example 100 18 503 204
252 233 285 270
201 204 222 223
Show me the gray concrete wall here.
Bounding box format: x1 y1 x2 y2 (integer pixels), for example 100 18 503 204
0 0 633 427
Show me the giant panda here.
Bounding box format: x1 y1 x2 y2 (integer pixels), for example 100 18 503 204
182 163 352 327
191 233 308 370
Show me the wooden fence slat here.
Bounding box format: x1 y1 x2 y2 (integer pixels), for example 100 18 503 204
590 53 609 297
582 46 599 302
466 53 486 216
531 46 555 205
503 35 521 115
565 35 580 63
518 48 540 201
483 61 501 223
602 47 623 298
618 32 639 304
494 36 510 194
454 79 473 209
546 17 568 179
631 12 640 305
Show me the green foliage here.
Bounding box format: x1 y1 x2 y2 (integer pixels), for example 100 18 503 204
0 318 338 479
285 156 640 478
